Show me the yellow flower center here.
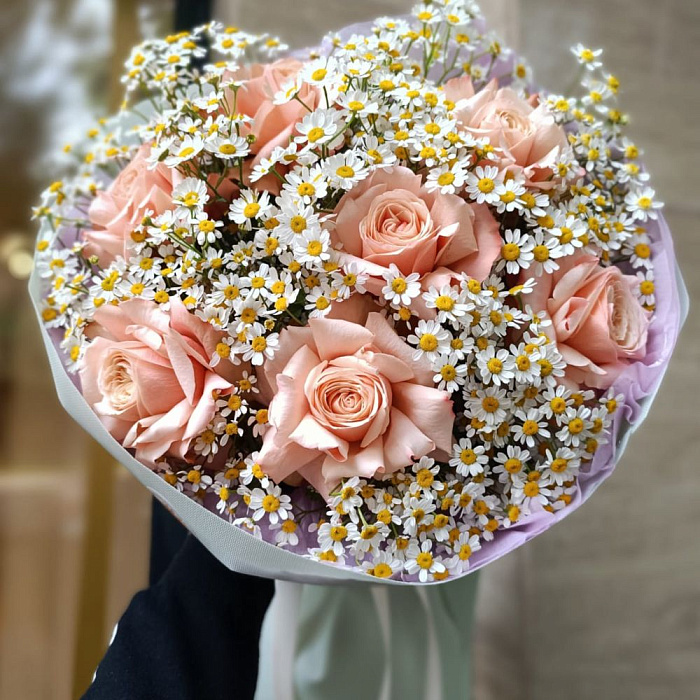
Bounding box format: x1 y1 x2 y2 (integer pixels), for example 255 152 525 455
251 336 267 352
416 552 433 569
501 243 520 261
290 216 307 233
478 177 495 193
419 334 438 352
481 397 500 413
336 165 355 178
460 449 476 465
307 240 323 256
243 202 260 218
434 295 454 311
533 245 550 262
440 365 456 381
522 419 539 436
306 127 325 143
551 458 568 473
486 358 503 374
373 563 393 578
416 468 434 488
516 355 530 371
523 482 540 497
262 495 280 512
505 458 522 474
297 183 316 197
634 243 651 259
568 418 585 434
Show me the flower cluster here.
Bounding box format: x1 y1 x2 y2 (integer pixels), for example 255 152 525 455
34 0 657 581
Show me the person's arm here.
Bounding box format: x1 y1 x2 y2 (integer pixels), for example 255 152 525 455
82 534 275 700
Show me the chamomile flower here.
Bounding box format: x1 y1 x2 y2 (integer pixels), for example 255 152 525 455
336 89 379 117
164 135 204 166
323 152 370 189
191 212 224 245
272 519 300 547
467 386 510 427
248 484 292 525
405 540 445 583
497 228 535 274
172 178 209 212
542 447 581 486
635 270 656 307
512 407 551 448
493 445 530 484
494 177 526 213
296 109 344 148
530 230 563 275
230 190 271 229
332 261 368 299
293 228 331 266
425 163 467 194
625 187 663 220
423 284 472 324
452 531 481 568
318 521 358 557
205 134 250 159
571 44 603 70
476 346 516 386
408 319 451 361
240 323 279 366
432 352 468 393
465 165 501 205
450 437 489 477
282 165 328 204
381 264 422 307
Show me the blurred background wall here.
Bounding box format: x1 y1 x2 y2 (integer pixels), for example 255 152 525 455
0 1 697 699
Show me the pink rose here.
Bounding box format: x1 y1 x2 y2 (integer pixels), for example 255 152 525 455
257 311 455 497
331 166 502 301
451 80 570 189
84 145 183 265
80 297 241 466
227 59 319 188
528 254 650 389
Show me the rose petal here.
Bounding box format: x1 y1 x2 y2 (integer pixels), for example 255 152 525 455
321 437 386 485
309 317 374 361
288 414 349 461
391 381 455 453
364 312 433 385
382 407 434 474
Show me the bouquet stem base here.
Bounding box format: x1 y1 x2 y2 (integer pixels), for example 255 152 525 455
255 572 481 700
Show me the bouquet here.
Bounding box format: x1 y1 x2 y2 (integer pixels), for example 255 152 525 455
31 0 686 585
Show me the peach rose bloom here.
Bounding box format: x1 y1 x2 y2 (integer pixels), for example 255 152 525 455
451 79 570 189
331 166 502 299
227 59 319 188
80 297 241 466
84 145 183 265
528 253 650 389
257 311 455 497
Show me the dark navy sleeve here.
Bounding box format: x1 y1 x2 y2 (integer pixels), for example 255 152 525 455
82 526 274 700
